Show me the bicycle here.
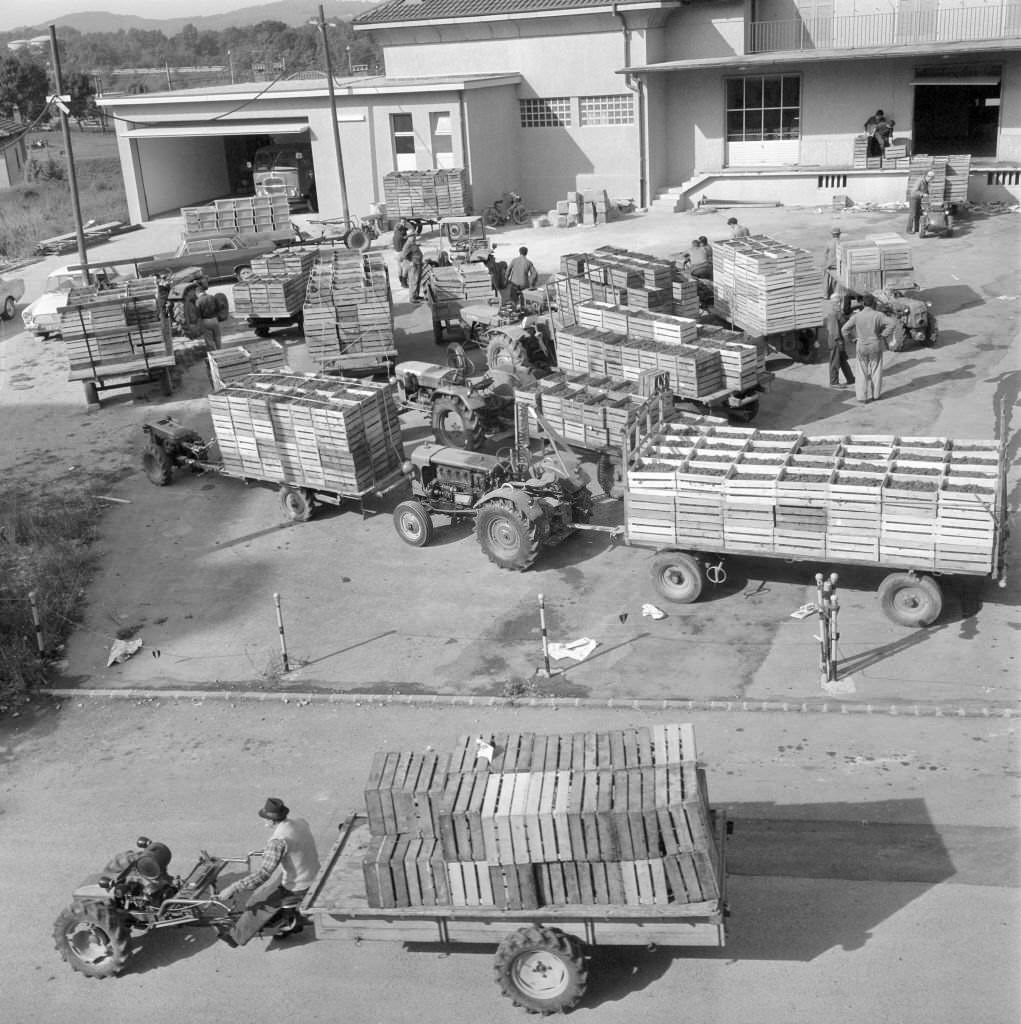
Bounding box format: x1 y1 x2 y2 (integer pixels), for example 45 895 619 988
482 191 528 228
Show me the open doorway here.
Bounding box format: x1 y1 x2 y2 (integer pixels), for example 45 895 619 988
912 68 1000 158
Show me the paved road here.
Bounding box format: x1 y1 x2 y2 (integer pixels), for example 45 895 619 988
3 700 1017 1024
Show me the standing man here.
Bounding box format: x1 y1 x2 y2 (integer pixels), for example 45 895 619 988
907 171 935 234
822 226 842 296
727 217 751 239
506 245 538 310
824 293 854 388
841 294 895 403
218 797 321 947
401 231 425 301
195 281 222 351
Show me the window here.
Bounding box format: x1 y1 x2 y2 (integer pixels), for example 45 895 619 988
725 75 801 143
520 98 571 128
579 95 634 126
430 111 454 170
391 112 416 171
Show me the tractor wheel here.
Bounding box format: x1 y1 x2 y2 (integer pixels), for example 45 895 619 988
344 227 371 252
53 901 131 979
476 498 542 571
651 551 704 604
432 396 486 451
142 443 174 486
279 485 314 522
511 204 529 226
214 293 230 322
486 331 538 386
728 399 760 424
878 572 942 627
482 207 501 229
235 265 254 282
2 295 15 320
393 500 434 547
253 325 271 338
597 454 624 498
493 925 588 1015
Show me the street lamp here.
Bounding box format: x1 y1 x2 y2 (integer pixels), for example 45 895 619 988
310 3 350 223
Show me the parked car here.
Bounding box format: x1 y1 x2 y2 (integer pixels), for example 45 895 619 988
21 265 123 338
1 273 26 321
135 232 282 283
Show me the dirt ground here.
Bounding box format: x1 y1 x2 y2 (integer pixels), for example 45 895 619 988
1 202 1018 708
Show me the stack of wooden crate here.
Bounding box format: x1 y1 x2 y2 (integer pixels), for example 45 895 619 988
207 339 287 390
361 725 721 910
712 236 823 335
835 234 914 292
625 420 1003 572
852 135 870 169
461 262 493 302
302 250 395 369
383 169 471 219
208 372 404 494
182 195 292 235
906 155 971 204
59 280 173 381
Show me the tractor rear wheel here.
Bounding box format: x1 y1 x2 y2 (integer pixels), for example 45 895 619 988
432 396 485 450
53 901 130 979
651 551 704 603
493 925 587 1014
142 443 174 486
476 498 541 570
486 331 539 386
393 501 434 547
279 485 314 522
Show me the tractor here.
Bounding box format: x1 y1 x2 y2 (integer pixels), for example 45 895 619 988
392 406 595 570
874 287 938 350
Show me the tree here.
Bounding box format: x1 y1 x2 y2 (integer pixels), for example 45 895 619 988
65 71 97 121
0 54 49 122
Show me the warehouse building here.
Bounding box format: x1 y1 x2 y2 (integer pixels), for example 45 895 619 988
98 0 1021 221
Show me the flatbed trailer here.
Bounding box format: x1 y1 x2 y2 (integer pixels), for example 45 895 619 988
303 811 728 1013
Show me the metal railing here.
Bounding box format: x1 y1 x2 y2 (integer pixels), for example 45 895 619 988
749 3 1021 53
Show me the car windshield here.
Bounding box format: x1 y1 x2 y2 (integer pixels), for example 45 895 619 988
46 273 80 292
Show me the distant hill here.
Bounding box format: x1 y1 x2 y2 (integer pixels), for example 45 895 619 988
10 2 379 35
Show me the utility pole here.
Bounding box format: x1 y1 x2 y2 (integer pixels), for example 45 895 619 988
227 49 234 85
48 25 90 284
313 3 350 222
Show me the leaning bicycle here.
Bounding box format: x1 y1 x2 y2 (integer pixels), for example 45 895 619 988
482 191 528 228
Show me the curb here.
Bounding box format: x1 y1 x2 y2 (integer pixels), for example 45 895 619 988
42 688 1019 719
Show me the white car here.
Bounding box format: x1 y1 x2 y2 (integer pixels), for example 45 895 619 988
21 265 121 337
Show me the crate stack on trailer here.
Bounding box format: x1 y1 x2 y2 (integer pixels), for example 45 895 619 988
208 372 404 496
182 195 292 236
302 249 396 373
207 338 287 390
834 233 915 294
233 248 318 324
383 169 472 221
360 725 722 910
623 416 1004 575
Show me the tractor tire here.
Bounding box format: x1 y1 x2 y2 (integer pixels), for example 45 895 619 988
214 293 230 322
651 551 704 604
511 204 529 226
142 443 174 486
344 226 371 252
279 485 314 522
597 454 624 498
393 500 434 547
53 901 131 979
482 207 501 229
476 498 542 571
486 332 538 386
493 925 588 1015
253 325 271 338
432 396 486 451
2 295 15 319
878 572 942 627
235 265 254 282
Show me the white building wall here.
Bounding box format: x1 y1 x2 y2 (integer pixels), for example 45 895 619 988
663 2 745 59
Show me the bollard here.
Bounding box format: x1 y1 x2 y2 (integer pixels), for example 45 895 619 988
273 592 290 673
537 593 552 677
828 573 840 681
28 590 45 656
815 573 830 683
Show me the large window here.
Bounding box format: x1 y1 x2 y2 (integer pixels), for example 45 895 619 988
391 112 416 171
726 75 801 143
579 95 634 126
520 98 571 128
430 111 454 169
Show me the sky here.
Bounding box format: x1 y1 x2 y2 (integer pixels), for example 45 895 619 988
1 1 259 33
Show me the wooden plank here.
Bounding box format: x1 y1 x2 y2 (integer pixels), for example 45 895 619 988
417 840 437 906
553 770 573 862
364 751 388 835
362 836 383 908
430 842 450 905
509 773 531 864
609 729 627 771
596 770 618 861
403 838 423 906
622 728 640 769
676 852 703 903
467 772 487 861
650 856 669 905
376 835 398 909
537 771 558 866
635 859 655 906
620 861 640 906
446 862 467 908
637 726 654 767
561 861 581 906
489 864 509 910
581 771 601 861
567 767 588 861
462 859 480 907
641 767 660 861
524 770 544 862
605 860 626 905
614 769 635 861
591 861 610 905
391 837 411 907
378 752 401 837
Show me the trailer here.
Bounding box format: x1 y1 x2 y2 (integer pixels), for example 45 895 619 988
302 724 728 1015
616 394 1009 627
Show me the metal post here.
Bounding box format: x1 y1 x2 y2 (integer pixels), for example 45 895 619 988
538 592 553 678
227 50 234 85
827 573 840 682
28 591 45 656
815 572 829 683
48 25 90 285
317 3 350 223
273 592 290 673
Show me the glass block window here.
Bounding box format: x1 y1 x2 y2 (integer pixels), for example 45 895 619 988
519 98 571 128
725 75 801 142
579 95 634 126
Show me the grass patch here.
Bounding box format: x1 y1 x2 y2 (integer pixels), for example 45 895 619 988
0 487 104 710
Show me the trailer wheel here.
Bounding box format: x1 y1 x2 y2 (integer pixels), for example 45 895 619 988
432 396 485 451
253 325 271 338
651 551 704 603
493 926 587 1015
235 265 254 283
279 485 314 522
142 443 174 486
393 501 434 547
728 399 759 424
476 498 541 571
214 293 230 322
878 572 942 627
596 454 624 498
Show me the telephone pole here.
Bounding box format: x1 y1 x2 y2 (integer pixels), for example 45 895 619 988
313 3 350 222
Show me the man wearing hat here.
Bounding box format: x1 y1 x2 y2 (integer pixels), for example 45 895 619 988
907 171 936 234
218 797 321 947
823 227 842 296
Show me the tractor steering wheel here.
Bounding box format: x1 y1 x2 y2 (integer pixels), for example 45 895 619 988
446 342 477 378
